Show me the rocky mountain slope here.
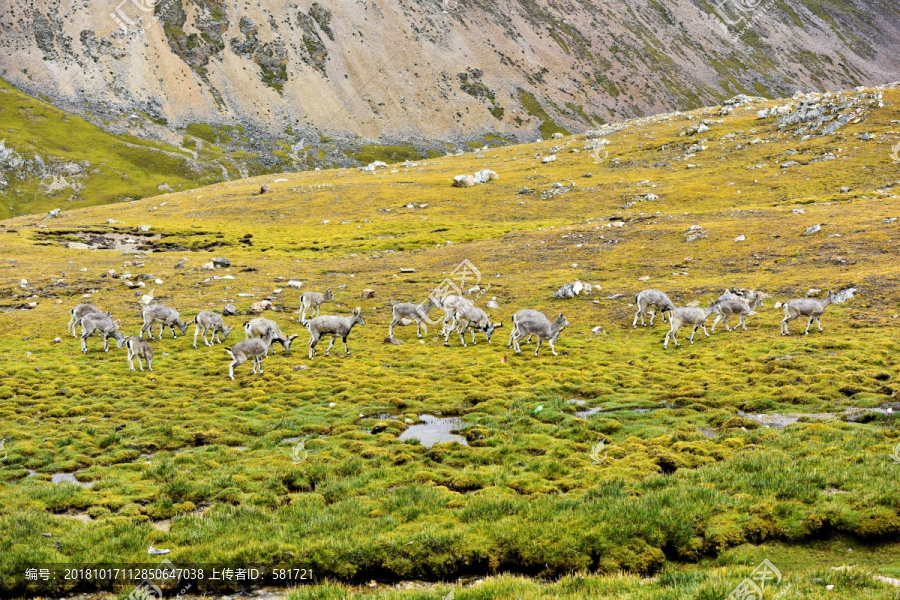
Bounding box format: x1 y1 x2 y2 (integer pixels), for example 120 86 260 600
2 0 900 157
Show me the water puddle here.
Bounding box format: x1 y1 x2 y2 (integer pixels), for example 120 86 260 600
60 513 93 524
398 415 468 448
51 473 95 488
152 519 172 532
742 405 895 429
64 232 161 251
576 407 604 418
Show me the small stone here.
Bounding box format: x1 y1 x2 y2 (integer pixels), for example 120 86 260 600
53 337 62 344
541 155 557 163
840 186 851 193
734 235 745 242
591 326 605 334
287 279 303 288
222 304 238 316
260 184 269 194
202 262 215 271
213 257 231 268
638 275 650 282
805 224 822 235
400 268 415 273
551 132 564 139
139 225 151 232
486 300 499 309
361 289 375 298
292 365 309 371
384 337 403 344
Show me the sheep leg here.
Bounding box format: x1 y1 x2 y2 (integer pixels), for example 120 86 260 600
723 315 732 332
103 334 110 352
457 326 467 347
308 335 318 359
137 356 145 372
389 317 399 339
416 319 426 338
471 327 477 345
343 336 350 355
804 316 814 335
193 325 201 348
128 353 136 371
81 330 90 353
513 331 523 354
548 339 559 356
740 316 747 331
711 314 722 334
534 338 542 357
632 306 643 328
171 323 178 339
325 337 336 356
147 357 153 371
258 357 264 375
157 323 165 340
648 309 657 326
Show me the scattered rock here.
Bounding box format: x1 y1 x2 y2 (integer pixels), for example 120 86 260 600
637 276 650 282
287 279 303 288
400 268 415 273
551 132 564 139
384 337 403 345
259 184 270 194
361 289 375 299
486 299 499 309
249 300 273 313
541 155 557 163
19 279 27 288
735 235 746 242
553 281 583 299
223 304 237 316
362 161 388 172
157 183 173 192
591 326 605 334
840 186 851 193
473 169 498 184
43 208 61 220
833 287 858 304
213 257 231 268
805 224 822 235
201 262 215 271
139 225 151 232
685 225 707 242
792 208 806 214
52 337 62 344
452 175 475 188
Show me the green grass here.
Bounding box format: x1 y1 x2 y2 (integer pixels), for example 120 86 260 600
1 87 899 597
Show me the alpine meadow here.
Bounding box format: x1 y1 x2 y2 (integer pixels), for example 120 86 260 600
1 0 900 599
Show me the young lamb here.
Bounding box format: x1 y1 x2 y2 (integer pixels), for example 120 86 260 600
81 313 126 353
227 327 278 380
193 311 232 348
444 303 500 347
68 304 105 337
781 291 834 335
124 336 153 371
508 309 545 347
663 304 717 349
511 312 569 356
388 297 438 339
633 290 676 327
711 291 765 333
299 290 334 322
140 305 189 339
244 318 299 355
306 307 365 359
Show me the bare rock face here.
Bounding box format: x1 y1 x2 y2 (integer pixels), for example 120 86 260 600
3 0 898 157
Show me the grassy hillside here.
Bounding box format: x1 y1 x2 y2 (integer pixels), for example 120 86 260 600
0 78 276 220
0 87 899 598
